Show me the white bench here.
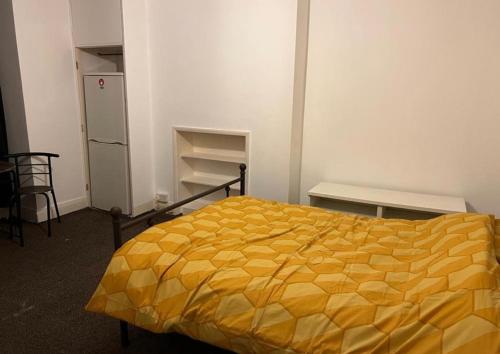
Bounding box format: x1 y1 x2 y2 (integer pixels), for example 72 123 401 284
308 182 467 218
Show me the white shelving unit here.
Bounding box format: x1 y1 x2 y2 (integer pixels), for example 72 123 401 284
308 182 467 219
173 127 250 211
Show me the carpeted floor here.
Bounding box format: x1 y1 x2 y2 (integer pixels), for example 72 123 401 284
0 208 231 354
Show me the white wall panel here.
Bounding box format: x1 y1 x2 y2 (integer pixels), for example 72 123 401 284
148 0 298 202
12 0 87 218
301 0 500 215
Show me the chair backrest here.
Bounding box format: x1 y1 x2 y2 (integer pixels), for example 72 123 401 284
5 152 60 188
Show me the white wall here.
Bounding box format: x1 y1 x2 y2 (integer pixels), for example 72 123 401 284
148 0 298 202
122 0 156 215
301 0 500 215
0 0 29 153
12 0 87 218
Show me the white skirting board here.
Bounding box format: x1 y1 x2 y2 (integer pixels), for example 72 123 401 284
25 196 89 223
17 196 156 222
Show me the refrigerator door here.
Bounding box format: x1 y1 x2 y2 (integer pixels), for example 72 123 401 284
84 74 127 144
88 140 131 214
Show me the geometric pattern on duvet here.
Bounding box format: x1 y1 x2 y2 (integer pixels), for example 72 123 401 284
86 196 500 353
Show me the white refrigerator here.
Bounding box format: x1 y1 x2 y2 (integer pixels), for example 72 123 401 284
84 73 131 215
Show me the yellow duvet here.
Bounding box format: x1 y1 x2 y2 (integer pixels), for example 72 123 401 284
87 196 500 353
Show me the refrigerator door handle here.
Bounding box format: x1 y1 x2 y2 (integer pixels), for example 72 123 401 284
89 138 126 146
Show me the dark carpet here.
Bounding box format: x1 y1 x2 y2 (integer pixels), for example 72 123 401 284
0 208 231 354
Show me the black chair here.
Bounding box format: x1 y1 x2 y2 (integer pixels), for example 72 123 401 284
5 152 61 246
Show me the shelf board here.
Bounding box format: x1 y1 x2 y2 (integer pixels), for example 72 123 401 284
181 152 245 164
308 182 467 214
181 174 241 191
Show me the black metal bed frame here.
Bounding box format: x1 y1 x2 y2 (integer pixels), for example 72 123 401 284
109 163 246 346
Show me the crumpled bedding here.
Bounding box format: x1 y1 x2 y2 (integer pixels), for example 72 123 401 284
87 196 500 353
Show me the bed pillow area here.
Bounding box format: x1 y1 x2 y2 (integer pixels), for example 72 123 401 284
87 196 500 354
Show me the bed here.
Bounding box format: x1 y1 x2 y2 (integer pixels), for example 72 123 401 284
86 165 500 353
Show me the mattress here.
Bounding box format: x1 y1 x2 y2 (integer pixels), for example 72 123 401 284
87 196 500 353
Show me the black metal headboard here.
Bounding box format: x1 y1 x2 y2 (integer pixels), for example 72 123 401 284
110 163 247 251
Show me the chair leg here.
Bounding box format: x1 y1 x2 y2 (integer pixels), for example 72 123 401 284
16 194 23 247
8 199 13 240
43 193 51 237
51 190 61 223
